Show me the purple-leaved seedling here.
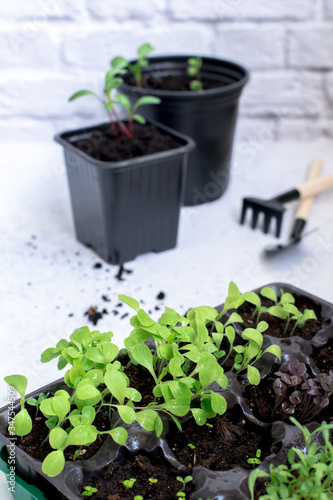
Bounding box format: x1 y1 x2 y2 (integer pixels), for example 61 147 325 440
272 359 333 423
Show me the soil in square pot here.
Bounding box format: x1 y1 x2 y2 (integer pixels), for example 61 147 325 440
55 118 195 265
312 336 333 372
228 283 333 358
120 55 249 206
83 450 194 500
16 402 109 462
239 295 322 341
0 379 179 500
167 407 275 471
242 361 333 425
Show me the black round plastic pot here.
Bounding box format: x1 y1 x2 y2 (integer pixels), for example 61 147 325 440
120 55 249 206
55 118 195 265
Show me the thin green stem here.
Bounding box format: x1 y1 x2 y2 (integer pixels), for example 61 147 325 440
289 319 299 337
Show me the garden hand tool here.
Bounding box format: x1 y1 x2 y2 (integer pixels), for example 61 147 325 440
264 158 322 256
240 167 333 238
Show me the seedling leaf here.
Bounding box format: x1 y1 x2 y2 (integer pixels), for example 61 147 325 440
68 90 97 102
42 450 65 477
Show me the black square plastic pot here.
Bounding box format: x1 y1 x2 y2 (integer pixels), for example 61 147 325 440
2 284 331 499
225 283 333 361
120 56 249 206
55 119 195 265
0 379 303 500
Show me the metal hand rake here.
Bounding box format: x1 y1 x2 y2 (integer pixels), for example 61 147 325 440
240 171 333 238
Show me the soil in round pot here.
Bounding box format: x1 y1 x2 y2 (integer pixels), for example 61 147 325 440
167 408 275 471
126 73 225 92
83 451 194 500
120 55 249 206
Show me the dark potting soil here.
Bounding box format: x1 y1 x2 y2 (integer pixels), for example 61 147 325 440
84 452 194 500
312 337 333 373
128 74 226 92
16 404 108 462
70 122 181 162
167 409 274 471
123 362 156 406
239 296 322 340
85 305 108 325
244 365 333 425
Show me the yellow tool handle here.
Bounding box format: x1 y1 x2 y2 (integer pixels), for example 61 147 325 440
295 158 322 220
298 171 333 198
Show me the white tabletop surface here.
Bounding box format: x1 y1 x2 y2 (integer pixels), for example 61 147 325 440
1 138 333 497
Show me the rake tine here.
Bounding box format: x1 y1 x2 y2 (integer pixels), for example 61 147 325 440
275 215 283 238
263 214 272 234
251 209 260 229
240 200 249 225
240 196 287 237
240 168 333 237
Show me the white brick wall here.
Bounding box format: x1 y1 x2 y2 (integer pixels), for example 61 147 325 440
0 0 332 142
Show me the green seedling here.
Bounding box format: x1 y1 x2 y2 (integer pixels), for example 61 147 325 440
4 281 282 480
243 292 268 324
114 94 161 137
68 65 160 140
205 423 213 428
123 478 137 489
134 496 144 500
289 307 317 336
41 424 99 477
216 281 246 319
40 326 118 374
111 43 154 88
27 392 46 416
24 328 142 477
149 477 158 484
121 295 229 428
176 475 193 498
260 286 278 304
277 289 295 307
260 286 295 307
39 390 71 429
187 56 203 91
247 448 261 467
267 303 317 336
248 418 333 500
187 443 196 450
232 321 281 386
250 287 316 337
121 281 280 430
243 286 295 326
82 485 98 496
4 375 32 437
